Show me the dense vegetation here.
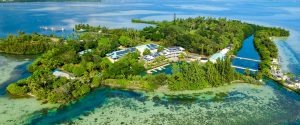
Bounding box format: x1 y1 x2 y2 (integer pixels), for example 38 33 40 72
6 16 288 104
253 28 289 77
134 17 256 55
0 32 60 55
169 58 234 90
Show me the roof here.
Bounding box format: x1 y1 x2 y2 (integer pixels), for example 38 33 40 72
79 49 92 55
136 44 159 53
209 48 230 63
165 47 185 52
53 69 75 79
106 47 136 59
143 52 162 62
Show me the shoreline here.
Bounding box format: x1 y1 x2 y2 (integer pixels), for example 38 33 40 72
270 37 300 94
101 82 263 97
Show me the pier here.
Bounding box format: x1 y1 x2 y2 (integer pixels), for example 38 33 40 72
231 55 261 62
147 64 169 74
40 26 65 32
231 65 258 72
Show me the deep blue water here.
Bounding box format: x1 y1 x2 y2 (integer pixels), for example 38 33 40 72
232 35 260 72
235 35 260 60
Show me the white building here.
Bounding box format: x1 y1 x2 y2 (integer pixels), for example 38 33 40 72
79 49 92 56
106 44 159 62
295 83 300 89
106 47 136 62
143 53 161 62
209 47 230 63
160 47 185 58
136 44 159 55
53 69 75 80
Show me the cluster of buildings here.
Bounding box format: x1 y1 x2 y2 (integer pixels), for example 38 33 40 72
270 58 288 81
106 44 185 63
106 47 136 61
270 58 300 90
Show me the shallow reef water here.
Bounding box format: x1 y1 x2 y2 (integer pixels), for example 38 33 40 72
21 82 300 125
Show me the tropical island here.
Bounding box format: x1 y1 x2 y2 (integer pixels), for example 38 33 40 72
1 16 290 104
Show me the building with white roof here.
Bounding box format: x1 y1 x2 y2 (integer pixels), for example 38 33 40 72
143 53 161 62
209 47 230 63
79 49 92 56
136 44 159 55
53 69 75 80
160 47 185 58
106 44 185 63
106 44 159 62
143 46 185 62
106 47 136 61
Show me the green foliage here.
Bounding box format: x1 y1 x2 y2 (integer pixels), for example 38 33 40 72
157 46 164 52
0 33 60 55
244 68 250 76
148 74 169 86
28 45 80 72
253 29 289 77
74 24 105 32
119 36 133 47
72 65 86 76
143 48 151 56
168 58 238 91
72 83 91 98
91 76 101 88
139 17 254 55
7 81 29 96
97 37 118 57
102 52 145 79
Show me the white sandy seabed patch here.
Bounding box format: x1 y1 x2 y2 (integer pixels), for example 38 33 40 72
0 56 27 85
68 83 299 125
0 97 58 125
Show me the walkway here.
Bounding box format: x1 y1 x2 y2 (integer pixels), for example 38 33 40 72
232 55 261 62
231 65 258 72
146 64 169 74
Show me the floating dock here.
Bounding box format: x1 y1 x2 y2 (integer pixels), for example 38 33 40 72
40 26 65 32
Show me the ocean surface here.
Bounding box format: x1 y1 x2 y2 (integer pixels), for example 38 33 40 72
0 0 300 124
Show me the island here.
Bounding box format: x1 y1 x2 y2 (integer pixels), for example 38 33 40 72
0 32 61 55
2 16 290 104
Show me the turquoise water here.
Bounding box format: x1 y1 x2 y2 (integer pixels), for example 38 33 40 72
1 0 300 124
26 80 300 125
0 54 33 95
